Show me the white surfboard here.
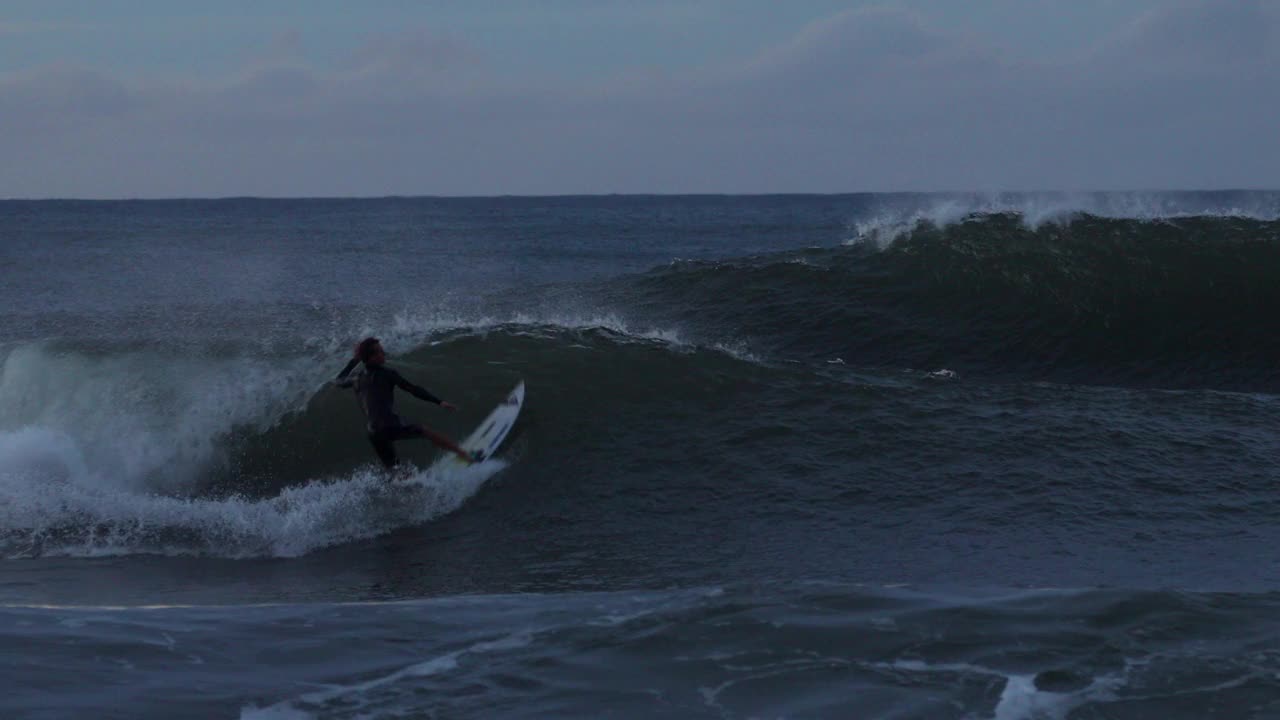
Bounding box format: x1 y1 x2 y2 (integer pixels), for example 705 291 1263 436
444 381 524 465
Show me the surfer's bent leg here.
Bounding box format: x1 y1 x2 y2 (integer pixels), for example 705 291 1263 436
418 426 478 462
367 430 399 468
369 423 476 466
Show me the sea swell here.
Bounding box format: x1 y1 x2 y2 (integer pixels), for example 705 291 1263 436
611 211 1280 389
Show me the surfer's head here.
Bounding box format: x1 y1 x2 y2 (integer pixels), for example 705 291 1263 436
356 337 385 366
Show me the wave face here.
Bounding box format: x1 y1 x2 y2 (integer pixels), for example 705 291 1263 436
609 212 1280 389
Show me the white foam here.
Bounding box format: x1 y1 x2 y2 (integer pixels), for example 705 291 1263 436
240 631 533 719
515 312 764 365
882 658 1125 720
992 674 1064 720
238 705 315 720
847 192 1280 248
0 433 506 558
513 311 687 345
850 199 979 248
385 307 767 365
356 307 697 360
0 342 318 492
710 341 760 364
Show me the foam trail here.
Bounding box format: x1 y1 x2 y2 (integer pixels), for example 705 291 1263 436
0 430 506 559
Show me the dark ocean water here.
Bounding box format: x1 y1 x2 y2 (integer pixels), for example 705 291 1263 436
1 192 1279 718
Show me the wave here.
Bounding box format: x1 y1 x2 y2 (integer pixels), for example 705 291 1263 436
613 212 1280 389
848 191 1280 244
0 322 769 558
5 203 1278 557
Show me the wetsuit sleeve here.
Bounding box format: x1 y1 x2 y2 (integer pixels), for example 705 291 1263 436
334 358 360 388
389 369 442 404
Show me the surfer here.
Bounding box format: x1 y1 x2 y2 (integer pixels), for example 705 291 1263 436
334 337 481 469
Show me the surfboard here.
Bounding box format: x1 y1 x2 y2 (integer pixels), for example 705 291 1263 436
447 381 525 465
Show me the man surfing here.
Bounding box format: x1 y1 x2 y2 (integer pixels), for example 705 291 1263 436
335 337 482 469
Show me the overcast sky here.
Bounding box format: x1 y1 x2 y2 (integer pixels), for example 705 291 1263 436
1 0 1276 198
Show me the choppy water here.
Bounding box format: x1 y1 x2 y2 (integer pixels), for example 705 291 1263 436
2 192 1279 718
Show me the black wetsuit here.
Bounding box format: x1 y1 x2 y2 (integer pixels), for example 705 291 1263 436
336 358 442 468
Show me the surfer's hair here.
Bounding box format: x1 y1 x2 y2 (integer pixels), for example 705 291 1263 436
356 337 381 363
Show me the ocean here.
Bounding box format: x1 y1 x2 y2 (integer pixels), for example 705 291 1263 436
1 192 1279 718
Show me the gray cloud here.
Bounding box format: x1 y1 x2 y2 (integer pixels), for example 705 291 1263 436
1100 0 1276 66
1 1 1276 197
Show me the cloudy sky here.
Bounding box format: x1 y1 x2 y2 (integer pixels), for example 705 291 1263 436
1 0 1276 198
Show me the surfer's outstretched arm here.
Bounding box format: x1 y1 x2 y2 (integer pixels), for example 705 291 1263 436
388 372 478 462
389 369 458 409
333 357 360 388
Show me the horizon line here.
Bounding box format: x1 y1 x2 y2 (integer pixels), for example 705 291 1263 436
3 187 1277 202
